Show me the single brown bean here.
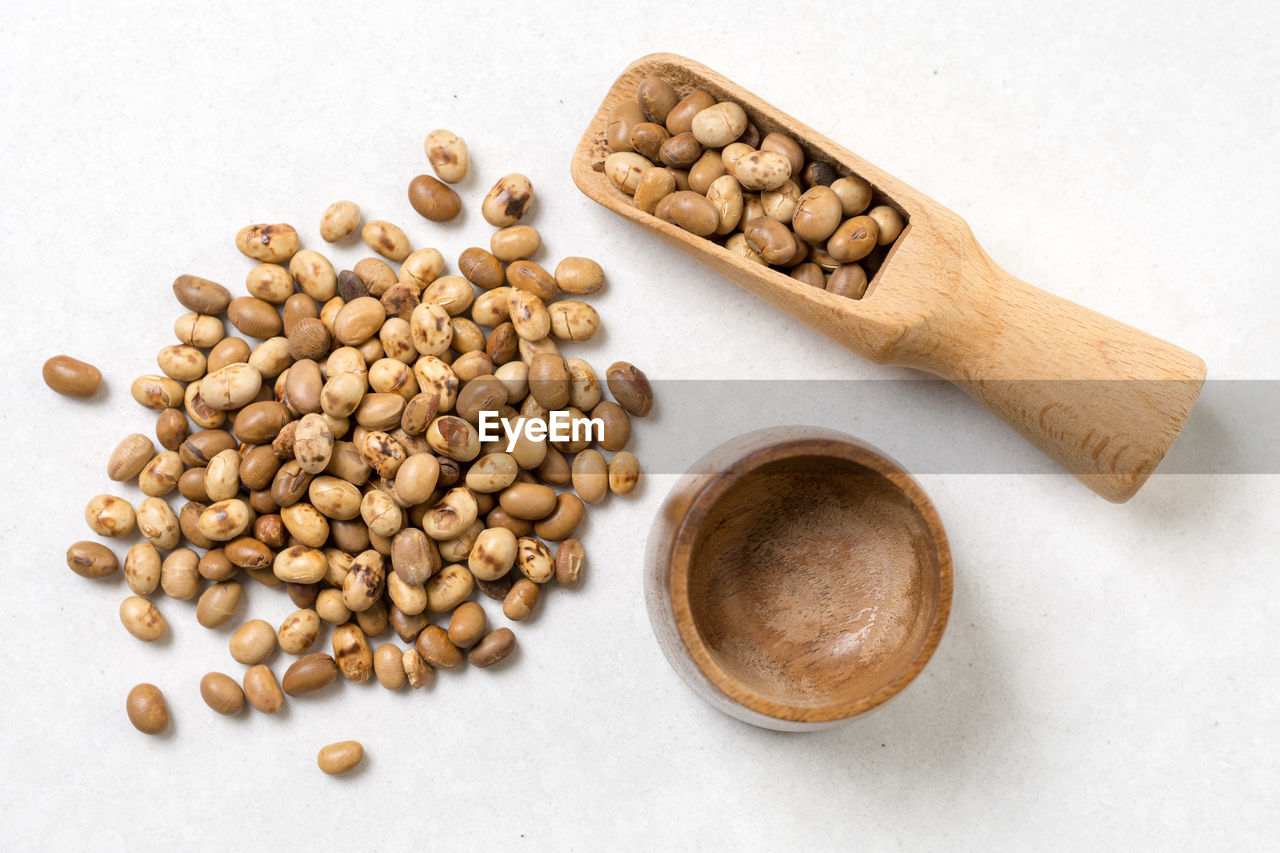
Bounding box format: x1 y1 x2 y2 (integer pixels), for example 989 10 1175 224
658 132 703 169
42 355 102 397
691 101 748 147
156 407 189 451
243 664 285 714
503 577 540 621
792 186 844 244
282 652 339 695
415 625 462 669
227 296 284 339
230 619 277 665
666 89 715 135
200 672 245 715
790 262 827 288
173 274 231 314
637 75 678 123
490 225 541 263
607 100 645 152
744 217 798 265
553 257 604 296
827 215 880 264
827 263 869 299
555 538 585 588
174 312 225 348
533 492 584 541
408 174 461 222
424 563 474 612
630 121 671 160
126 684 169 734
664 190 718 236
604 362 653 416
469 627 516 667
318 741 365 776
195 581 243 629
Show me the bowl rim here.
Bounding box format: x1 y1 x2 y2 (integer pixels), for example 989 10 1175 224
666 432 954 724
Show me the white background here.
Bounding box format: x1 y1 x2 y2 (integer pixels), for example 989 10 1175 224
2 1 1276 850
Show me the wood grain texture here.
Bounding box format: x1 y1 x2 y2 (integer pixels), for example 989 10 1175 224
573 53 1207 502
644 428 952 730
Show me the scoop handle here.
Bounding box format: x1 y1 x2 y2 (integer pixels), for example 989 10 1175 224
889 244 1206 502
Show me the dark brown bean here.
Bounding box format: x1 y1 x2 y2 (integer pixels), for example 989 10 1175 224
66 541 118 579
637 76 678 124
281 652 339 696
469 627 516 667
43 355 102 397
408 174 462 222
604 362 653 416
172 274 231 315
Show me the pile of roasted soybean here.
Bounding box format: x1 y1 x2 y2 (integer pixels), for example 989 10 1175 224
602 76 906 299
54 129 652 774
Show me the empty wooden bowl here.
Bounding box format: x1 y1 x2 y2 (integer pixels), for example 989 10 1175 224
645 428 952 730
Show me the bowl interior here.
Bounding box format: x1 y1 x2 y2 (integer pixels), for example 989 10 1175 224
677 449 946 720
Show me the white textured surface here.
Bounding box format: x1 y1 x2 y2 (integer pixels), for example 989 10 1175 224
1 1 1277 849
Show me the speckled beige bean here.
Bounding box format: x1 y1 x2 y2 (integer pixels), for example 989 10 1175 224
515 536 554 583
137 497 180 549
609 451 640 495
691 101 748 147
604 152 652 195
131 375 185 410
481 174 533 227
332 622 373 682
124 542 162 595
361 221 411 262
425 129 468 183
236 224 299 263
85 494 136 537
120 596 167 641
278 608 321 654
547 301 600 342
320 201 361 242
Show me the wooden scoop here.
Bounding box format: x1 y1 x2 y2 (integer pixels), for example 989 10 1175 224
572 53 1206 502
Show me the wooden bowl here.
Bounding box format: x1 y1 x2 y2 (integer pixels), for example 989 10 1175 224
645 428 952 730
